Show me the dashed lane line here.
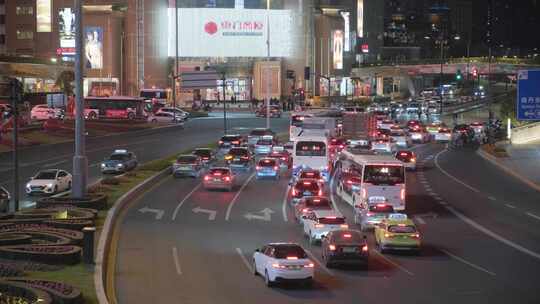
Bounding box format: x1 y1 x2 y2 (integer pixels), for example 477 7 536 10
172 247 182 275
281 185 291 222
444 204 540 261
171 183 202 221
441 249 496 276
235 248 254 274
487 196 497 201
525 212 540 221
505 204 517 209
434 150 481 193
372 250 414 276
225 172 256 221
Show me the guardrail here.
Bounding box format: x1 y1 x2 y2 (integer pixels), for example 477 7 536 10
443 92 510 115
511 122 540 144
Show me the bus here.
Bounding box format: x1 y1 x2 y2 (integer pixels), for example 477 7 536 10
290 112 314 140
83 96 146 120
292 129 330 181
336 149 406 211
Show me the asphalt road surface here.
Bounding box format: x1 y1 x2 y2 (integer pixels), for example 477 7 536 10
114 139 540 303
0 113 289 208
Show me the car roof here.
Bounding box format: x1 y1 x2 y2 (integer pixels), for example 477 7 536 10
312 209 343 218
39 169 59 173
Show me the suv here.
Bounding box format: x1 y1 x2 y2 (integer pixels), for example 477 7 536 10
225 147 252 171
219 135 244 150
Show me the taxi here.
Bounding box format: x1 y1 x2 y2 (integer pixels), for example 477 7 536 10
224 147 252 171
374 213 421 253
101 149 138 174
256 158 281 180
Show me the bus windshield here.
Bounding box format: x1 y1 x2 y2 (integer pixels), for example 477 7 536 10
363 165 404 185
295 141 326 157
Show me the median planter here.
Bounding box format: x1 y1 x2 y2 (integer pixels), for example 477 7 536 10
0 245 82 265
37 193 107 210
8 278 83 304
0 280 53 304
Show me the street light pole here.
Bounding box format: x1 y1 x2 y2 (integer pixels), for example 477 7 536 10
173 0 178 118
222 74 227 134
439 39 445 116
265 0 271 129
72 0 88 199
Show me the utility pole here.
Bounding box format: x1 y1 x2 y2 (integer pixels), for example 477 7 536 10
439 38 445 116
222 74 227 134
72 0 88 198
265 0 271 129
9 78 22 212
173 0 178 118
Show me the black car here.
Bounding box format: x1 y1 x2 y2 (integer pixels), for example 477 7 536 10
321 230 369 269
291 179 323 203
192 148 215 164
225 147 252 171
453 124 476 142
218 135 244 150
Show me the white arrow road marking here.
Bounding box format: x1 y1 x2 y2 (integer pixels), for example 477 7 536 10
172 247 182 275
441 249 496 276
225 172 255 221
172 183 202 220
235 248 254 273
138 207 164 220
192 207 217 221
244 208 274 221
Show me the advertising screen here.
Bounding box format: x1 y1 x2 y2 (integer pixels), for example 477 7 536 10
59 8 75 53
333 30 344 70
84 27 103 69
168 8 292 57
357 0 364 38
36 0 52 32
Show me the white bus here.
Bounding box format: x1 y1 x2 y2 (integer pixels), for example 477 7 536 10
292 129 330 181
336 150 406 211
290 112 314 141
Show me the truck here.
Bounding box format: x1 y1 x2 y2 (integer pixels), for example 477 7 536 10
341 112 376 140
292 129 331 181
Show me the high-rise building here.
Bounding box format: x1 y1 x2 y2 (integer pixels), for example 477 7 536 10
0 0 5 55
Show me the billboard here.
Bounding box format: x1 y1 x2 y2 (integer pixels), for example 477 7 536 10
36 0 52 32
341 11 350 52
357 0 364 38
168 8 292 57
333 30 344 70
84 27 103 69
58 8 75 54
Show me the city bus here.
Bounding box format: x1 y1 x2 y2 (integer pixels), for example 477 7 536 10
83 96 146 120
336 149 406 211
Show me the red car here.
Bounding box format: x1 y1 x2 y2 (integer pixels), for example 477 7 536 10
291 179 323 203
267 150 292 169
203 167 236 191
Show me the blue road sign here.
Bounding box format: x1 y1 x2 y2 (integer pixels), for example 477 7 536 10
517 70 540 121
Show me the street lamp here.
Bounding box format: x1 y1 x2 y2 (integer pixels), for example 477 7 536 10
265 0 271 130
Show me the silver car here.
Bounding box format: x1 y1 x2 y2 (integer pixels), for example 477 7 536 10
354 198 395 231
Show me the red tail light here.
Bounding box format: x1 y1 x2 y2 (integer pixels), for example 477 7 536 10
223 176 231 182
302 208 309 213
346 180 353 184
286 256 298 260
303 181 311 185
376 203 386 207
202 157 209 160
328 244 336 251
274 166 279 171
291 188 297 196
411 233 420 238
361 245 368 252
281 157 286 161
219 140 224 144
343 234 352 238
232 140 240 145
400 188 406 200
204 176 210 181
318 189 323 196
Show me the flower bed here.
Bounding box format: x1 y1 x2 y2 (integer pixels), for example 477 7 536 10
37 194 107 210
0 280 52 304
7 278 83 304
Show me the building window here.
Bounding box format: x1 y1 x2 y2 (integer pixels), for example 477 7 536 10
16 30 33 39
0 35 5 44
16 6 34 15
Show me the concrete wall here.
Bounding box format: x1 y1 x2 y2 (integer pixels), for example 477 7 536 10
511 122 540 144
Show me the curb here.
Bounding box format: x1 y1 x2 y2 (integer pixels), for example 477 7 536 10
476 148 540 193
94 167 172 304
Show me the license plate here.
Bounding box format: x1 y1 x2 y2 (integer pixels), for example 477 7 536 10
213 178 221 182
342 247 356 253
234 158 240 161
303 192 312 196
180 166 190 170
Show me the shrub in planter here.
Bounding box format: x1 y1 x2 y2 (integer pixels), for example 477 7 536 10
36 194 107 210
101 177 120 185
43 219 94 231
0 245 82 265
0 280 52 304
8 279 83 304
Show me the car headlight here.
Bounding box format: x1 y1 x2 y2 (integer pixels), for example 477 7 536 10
117 163 124 167
47 183 54 189
101 163 106 168
26 183 31 189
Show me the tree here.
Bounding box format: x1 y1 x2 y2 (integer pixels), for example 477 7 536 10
55 70 75 96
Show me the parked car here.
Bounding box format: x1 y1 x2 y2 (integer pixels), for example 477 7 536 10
26 169 72 195
31 104 64 121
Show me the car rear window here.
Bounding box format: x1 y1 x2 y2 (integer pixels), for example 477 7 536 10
229 148 249 156
222 136 240 142
369 204 394 213
177 155 197 163
209 168 230 175
250 129 268 136
300 171 321 179
305 198 331 208
193 149 211 157
257 139 273 145
258 159 276 167
388 225 416 233
319 217 346 225
295 181 320 192
273 245 307 259
333 231 363 243
391 132 405 137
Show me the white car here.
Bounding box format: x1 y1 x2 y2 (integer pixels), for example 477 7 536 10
434 128 452 142
26 169 72 195
379 120 395 130
303 209 348 244
409 126 431 143
156 107 189 120
390 130 411 148
30 105 63 121
253 243 314 287
371 138 398 154
148 112 184 124
469 122 485 134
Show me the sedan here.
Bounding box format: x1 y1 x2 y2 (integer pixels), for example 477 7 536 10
394 150 416 171
254 137 274 155
255 158 281 180
434 128 452 142
293 196 333 223
101 149 138 174
203 167 235 191
409 126 430 143
26 169 72 195
192 148 216 165
173 155 204 178
322 230 369 268
148 112 185 124
253 243 314 287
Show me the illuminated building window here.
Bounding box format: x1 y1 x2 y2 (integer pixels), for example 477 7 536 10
16 30 34 40
16 6 34 15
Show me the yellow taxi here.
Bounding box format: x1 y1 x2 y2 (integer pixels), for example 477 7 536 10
374 214 421 254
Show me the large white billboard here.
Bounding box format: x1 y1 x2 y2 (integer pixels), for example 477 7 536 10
36 0 52 32
168 8 292 57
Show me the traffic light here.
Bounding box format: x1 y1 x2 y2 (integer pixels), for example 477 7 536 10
456 69 463 81
304 67 310 80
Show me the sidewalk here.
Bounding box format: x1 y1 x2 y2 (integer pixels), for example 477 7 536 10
477 139 540 192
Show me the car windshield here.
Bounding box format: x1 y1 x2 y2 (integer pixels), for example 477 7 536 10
177 156 197 163
369 204 394 213
258 159 276 167
296 141 326 157
333 231 363 243
273 245 307 259
304 198 331 208
319 217 346 225
110 154 129 161
391 132 405 137
209 168 230 175
363 165 405 185
388 225 416 233
35 171 57 180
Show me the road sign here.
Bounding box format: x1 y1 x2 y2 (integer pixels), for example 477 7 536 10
517 70 540 121
180 70 219 89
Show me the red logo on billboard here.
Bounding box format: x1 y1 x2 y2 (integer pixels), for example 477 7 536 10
204 22 218 35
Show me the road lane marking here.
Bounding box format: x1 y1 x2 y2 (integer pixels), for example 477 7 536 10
372 250 414 276
281 185 291 222
43 160 68 168
434 150 481 193
505 204 517 209
235 248 254 274
192 207 217 221
444 205 540 261
439 201 448 205
171 183 202 220
526 212 540 221
441 249 496 276
487 196 497 201
138 207 164 220
172 247 182 275
304 249 334 276
225 172 255 221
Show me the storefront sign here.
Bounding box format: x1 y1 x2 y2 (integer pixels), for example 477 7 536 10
168 8 292 57
357 0 364 38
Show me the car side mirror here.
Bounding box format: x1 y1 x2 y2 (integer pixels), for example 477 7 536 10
255 248 260 252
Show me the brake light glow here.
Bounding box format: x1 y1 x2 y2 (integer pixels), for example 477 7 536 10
400 188 406 200
281 157 286 160
219 140 224 144
340 224 349 229
272 263 286 269
256 166 261 170
302 208 309 213
232 141 240 145
303 182 312 185
384 233 391 238
286 256 298 260
376 203 386 207
318 189 323 196
274 166 279 171
315 224 325 228
328 244 336 251
213 172 222 176
399 152 408 156
361 245 368 252
291 188 297 196
204 176 210 181
410 157 416 162
313 199 321 202
346 180 353 184
304 263 315 268
306 172 314 176
411 233 420 238
366 212 373 216
326 216 337 219
398 223 406 226
343 234 352 238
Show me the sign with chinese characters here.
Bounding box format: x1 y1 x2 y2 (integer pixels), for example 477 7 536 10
517 70 540 121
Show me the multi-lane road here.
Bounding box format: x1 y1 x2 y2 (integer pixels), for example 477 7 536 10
0 113 285 207
112 118 540 303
